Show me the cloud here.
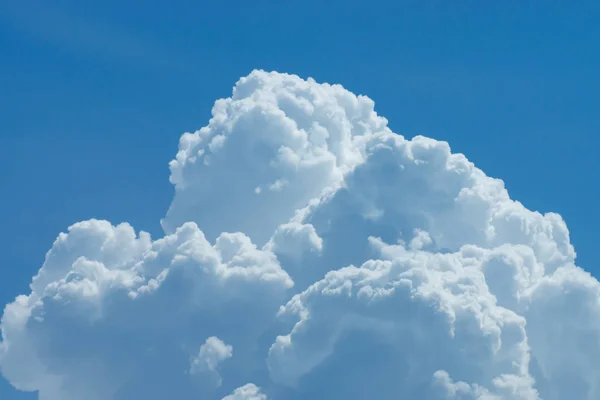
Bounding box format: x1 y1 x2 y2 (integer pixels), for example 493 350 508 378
0 220 291 399
222 383 268 400
1 70 598 399
189 336 233 387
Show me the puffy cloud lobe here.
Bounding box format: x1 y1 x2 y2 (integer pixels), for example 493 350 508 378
267 236 538 399
0 220 291 399
163 71 389 245
1 70 599 399
189 337 232 387
222 383 267 400
265 222 323 260
522 267 600 399
263 222 323 290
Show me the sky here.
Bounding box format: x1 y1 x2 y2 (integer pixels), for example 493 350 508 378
1 1 599 399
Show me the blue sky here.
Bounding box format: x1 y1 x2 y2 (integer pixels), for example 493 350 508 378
1 1 599 398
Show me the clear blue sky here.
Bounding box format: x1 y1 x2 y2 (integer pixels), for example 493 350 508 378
1 1 598 397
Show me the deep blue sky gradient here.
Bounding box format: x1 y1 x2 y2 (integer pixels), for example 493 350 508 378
1 1 599 397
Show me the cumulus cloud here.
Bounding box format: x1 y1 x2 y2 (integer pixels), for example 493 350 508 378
1 70 598 400
189 336 233 387
0 220 291 399
222 383 267 400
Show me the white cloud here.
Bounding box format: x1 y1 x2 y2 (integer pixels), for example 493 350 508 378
1 70 599 399
189 336 232 387
222 383 267 400
0 220 291 399
162 71 388 245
